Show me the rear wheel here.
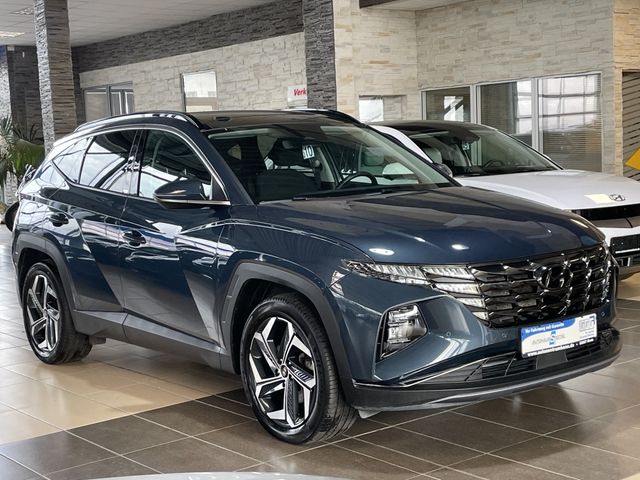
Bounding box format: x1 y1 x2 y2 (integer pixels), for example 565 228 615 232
22 262 92 364
240 293 357 444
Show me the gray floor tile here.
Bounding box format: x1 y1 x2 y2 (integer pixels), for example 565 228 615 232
456 397 582 434
197 420 310 462
496 436 640 479
401 411 536 452
0 432 112 475
0 454 43 480
197 394 255 418
559 372 640 402
355 427 479 466
510 385 634 417
47 456 155 480
125 437 258 472
429 454 572 480
138 399 251 435
267 443 420 480
334 437 440 474
70 415 186 454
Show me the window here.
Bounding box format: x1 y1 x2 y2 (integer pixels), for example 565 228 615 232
424 73 603 171
137 130 212 199
358 96 407 122
182 71 218 113
83 83 135 121
79 131 136 192
539 74 602 171
206 121 452 203
424 87 471 122
53 138 90 182
478 81 533 145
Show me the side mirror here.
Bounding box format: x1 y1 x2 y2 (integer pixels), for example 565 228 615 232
153 178 229 209
433 163 454 177
3 202 19 232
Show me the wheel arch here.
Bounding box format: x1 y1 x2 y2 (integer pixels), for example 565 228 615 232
222 261 355 402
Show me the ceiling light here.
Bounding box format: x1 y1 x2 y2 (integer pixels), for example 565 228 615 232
11 7 34 15
0 31 25 38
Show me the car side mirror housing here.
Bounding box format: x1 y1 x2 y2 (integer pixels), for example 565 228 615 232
153 178 229 209
433 163 454 177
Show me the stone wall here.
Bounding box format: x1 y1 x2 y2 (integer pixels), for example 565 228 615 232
303 0 337 109
333 0 420 120
79 33 307 111
415 0 617 173
7 47 42 139
0 47 10 119
614 0 640 172
73 1 304 74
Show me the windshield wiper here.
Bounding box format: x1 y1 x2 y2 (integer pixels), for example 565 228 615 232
292 184 435 201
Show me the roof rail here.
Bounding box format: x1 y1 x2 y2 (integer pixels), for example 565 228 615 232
285 108 362 124
74 111 206 133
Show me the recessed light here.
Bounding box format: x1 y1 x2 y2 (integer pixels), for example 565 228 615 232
11 7 34 15
0 31 25 38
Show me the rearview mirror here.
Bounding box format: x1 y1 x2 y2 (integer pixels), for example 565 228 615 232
153 178 229 209
433 163 454 177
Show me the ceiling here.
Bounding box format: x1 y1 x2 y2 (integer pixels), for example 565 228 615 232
0 0 277 47
368 0 465 10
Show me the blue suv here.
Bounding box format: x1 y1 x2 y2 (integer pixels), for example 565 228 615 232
7 110 620 443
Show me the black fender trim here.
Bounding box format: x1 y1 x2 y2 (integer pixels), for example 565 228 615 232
221 261 357 403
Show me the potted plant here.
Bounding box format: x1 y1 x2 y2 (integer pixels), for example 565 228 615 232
0 117 45 223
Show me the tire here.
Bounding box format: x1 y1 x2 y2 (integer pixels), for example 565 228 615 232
240 293 357 444
21 262 92 364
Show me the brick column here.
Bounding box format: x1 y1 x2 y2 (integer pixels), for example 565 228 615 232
34 0 77 151
302 0 338 109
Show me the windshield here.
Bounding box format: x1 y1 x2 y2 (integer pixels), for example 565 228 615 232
205 121 453 203
403 125 558 177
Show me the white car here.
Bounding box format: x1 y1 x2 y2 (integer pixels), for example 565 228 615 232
373 120 640 277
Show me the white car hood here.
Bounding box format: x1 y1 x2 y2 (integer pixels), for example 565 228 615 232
457 170 640 211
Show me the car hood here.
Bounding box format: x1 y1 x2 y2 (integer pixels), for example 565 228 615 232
458 170 640 210
257 186 603 264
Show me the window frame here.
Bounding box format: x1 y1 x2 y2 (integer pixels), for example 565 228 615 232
421 71 604 170
131 127 230 206
83 82 135 121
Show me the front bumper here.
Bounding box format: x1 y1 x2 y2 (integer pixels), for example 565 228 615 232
350 327 620 412
598 225 640 276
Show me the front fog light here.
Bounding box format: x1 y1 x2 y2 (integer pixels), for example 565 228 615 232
380 304 427 358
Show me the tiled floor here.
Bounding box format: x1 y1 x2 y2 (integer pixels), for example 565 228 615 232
1 226 640 480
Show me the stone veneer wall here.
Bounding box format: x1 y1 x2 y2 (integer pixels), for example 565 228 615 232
333 0 420 120
613 0 640 172
0 47 10 119
415 0 617 173
7 47 42 138
73 1 303 74
303 0 337 109
79 33 307 111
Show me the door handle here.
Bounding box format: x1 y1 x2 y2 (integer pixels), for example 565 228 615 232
47 212 69 227
122 230 147 246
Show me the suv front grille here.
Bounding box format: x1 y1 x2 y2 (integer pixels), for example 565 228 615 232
438 245 612 328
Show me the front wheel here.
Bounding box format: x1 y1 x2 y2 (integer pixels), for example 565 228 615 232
240 293 357 444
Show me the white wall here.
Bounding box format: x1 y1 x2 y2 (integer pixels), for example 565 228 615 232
79 33 306 111
333 0 420 120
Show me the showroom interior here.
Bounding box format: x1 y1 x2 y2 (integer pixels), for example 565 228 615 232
1 0 640 479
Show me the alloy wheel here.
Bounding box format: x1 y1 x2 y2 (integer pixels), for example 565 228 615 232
25 274 61 356
248 316 317 429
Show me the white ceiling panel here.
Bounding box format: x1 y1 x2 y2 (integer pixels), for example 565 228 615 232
0 0 278 47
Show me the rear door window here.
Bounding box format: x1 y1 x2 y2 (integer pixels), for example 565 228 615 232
79 131 136 192
53 138 90 182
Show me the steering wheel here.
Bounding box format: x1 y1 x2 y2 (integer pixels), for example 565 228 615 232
483 159 506 168
336 171 378 189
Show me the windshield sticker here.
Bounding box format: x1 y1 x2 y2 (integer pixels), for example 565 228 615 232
302 145 315 160
585 194 615 204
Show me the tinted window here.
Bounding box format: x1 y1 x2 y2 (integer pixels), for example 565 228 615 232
53 138 90 182
137 130 212 199
79 131 136 191
207 123 452 203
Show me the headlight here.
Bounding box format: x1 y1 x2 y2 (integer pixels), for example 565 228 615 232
345 260 488 321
